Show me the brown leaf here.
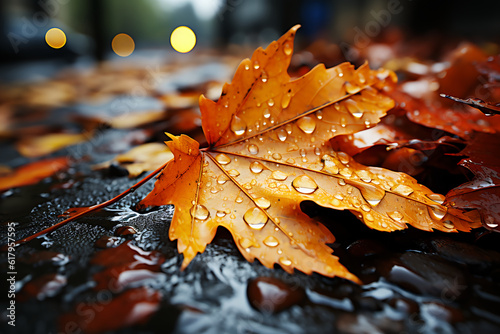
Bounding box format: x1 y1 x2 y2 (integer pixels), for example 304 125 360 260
94 142 173 178
138 26 479 282
17 133 88 158
446 133 500 231
0 157 70 192
440 94 500 116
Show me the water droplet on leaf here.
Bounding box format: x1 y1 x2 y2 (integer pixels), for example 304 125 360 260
255 197 271 209
296 116 316 134
250 161 265 174
190 204 210 220
247 144 259 155
217 174 229 184
263 236 279 247
271 170 288 181
292 175 318 194
277 128 287 141
216 153 231 165
231 116 246 136
244 208 268 230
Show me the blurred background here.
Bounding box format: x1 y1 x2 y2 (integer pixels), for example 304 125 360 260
1 0 500 81
0 0 500 169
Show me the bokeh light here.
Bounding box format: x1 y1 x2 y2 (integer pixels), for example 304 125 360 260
170 26 196 53
112 33 135 57
45 28 66 49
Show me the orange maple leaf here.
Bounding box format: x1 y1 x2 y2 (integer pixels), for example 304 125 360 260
137 25 480 282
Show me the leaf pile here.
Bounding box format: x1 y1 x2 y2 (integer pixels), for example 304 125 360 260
137 26 480 282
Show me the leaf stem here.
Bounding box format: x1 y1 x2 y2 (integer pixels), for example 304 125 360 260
9 160 169 248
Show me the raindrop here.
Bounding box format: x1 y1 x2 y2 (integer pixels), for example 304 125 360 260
263 236 279 247
339 179 346 186
261 71 268 83
277 128 288 141
278 184 289 192
231 116 246 136
263 108 271 119
314 147 321 156
216 153 231 165
296 116 316 134
190 204 210 220
210 187 219 194
359 184 386 206
247 144 259 155
216 210 226 218
345 99 364 118
284 43 293 55
485 216 498 229
339 168 352 178
292 175 319 194
244 63 250 70
228 169 240 177
267 99 275 107
285 124 293 134
388 211 403 221
279 257 292 266
239 238 255 249
250 161 265 174
299 148 306 157
428 205 447 221
334 194 344 200
427 193 445 205
365 213 375 222
340 117 347 128
286 158 295 164
253 61 260 70
337 152 350 164
243 208 268 230
282 93 292 110
443 220 454 229
255 197 271 209
272 153 282 160
358 72 366 84
271 170 288 181
392 184 414 196
217 174 229 185
322 155 339 174
316 110 323 119
268 182 277 188
356 170 372 183
361 204 371 212
351 197 361 208
345 81 359 94
236 196 243 204
331 198 341 206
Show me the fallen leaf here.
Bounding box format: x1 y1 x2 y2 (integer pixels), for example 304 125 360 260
137 26 479 282
440 94 500 116
94 142 173 177
446 133 500 231
17 133 88 158
107 109 167 129
387 88 500 139
0 157 70 192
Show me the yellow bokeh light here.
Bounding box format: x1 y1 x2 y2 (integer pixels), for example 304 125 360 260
170 26 196 53
45 28 66 49
112 33 135 57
